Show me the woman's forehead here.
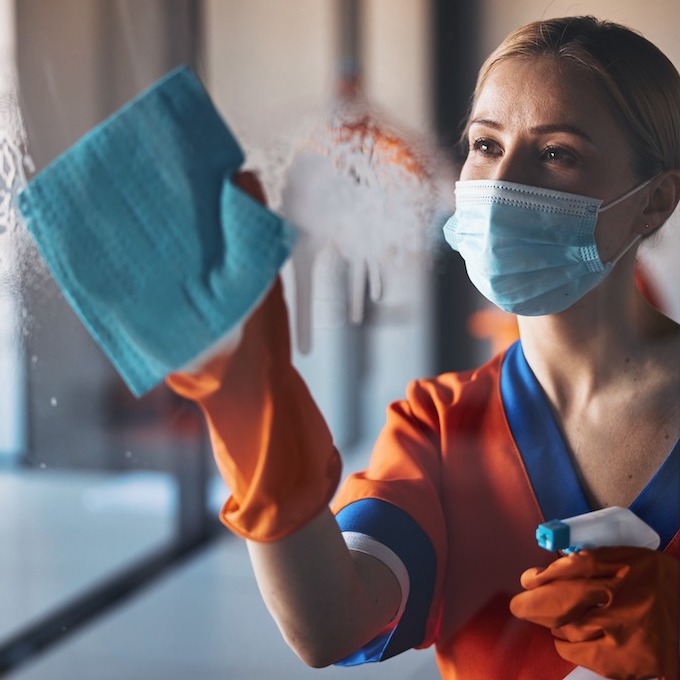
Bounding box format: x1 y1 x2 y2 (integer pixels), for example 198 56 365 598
471 55 619 134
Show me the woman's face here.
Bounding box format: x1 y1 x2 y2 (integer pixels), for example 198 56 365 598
460 56 646 261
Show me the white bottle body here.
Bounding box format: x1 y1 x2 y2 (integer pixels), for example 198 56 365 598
564 506 660 551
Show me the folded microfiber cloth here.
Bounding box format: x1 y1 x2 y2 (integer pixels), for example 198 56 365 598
18 66 296 397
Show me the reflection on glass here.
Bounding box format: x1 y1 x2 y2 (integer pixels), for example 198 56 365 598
0 0 211 665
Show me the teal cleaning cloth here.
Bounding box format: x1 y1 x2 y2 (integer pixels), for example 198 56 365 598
18 66 296 397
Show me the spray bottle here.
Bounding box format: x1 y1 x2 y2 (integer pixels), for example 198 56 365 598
536 508 663 680
536 506 660 554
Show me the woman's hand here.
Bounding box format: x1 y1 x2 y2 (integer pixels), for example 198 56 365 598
510 547 679 680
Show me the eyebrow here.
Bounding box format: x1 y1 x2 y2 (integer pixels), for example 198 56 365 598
468 118 596 144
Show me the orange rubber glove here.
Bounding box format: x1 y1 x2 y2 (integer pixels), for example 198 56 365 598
166 173 342 542
509 547 680 680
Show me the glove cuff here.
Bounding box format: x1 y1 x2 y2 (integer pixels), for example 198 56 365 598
168 352 342 542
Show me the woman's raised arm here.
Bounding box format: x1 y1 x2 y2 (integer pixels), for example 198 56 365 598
166 171 402 667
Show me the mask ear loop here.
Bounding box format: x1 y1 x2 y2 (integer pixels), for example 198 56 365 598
605 232 642 266
597 175 658 213
598 176 661 265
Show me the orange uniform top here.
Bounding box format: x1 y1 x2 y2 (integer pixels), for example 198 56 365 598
332 341 680 679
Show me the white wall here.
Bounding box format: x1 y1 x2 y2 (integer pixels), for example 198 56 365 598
478 0 680 63
203 0 432 153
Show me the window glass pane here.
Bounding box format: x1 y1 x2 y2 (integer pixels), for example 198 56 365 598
0 0 210 654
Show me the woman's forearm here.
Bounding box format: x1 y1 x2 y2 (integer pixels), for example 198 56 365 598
247 506 402 667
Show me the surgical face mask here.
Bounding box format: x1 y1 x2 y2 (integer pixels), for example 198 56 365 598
442 179 651 316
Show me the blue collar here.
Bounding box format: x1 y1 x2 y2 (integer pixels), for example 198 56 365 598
501 340 679 549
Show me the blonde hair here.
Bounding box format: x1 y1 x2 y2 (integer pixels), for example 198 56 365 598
466 16 680 179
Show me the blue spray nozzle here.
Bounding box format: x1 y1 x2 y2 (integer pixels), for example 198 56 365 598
536 519 570 552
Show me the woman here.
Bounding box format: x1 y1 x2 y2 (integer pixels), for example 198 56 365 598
168 16 680 680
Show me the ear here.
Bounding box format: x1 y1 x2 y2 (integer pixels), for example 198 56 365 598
637 170 680 236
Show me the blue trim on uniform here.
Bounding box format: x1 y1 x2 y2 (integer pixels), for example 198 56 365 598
501 341 590 521
502 340 680 549
630 439 680 550
333 498 436 665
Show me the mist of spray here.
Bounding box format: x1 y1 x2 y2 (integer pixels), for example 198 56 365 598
247 92 450 354
0 0 31 457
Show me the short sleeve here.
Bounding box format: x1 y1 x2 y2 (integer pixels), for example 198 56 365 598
332 378 452 662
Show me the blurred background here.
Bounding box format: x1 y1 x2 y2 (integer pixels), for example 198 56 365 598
0 0 678 678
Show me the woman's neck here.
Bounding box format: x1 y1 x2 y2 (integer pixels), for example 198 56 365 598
516 269 678 404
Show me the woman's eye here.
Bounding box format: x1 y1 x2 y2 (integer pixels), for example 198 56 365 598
540 146 577 164
470 138 502 157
